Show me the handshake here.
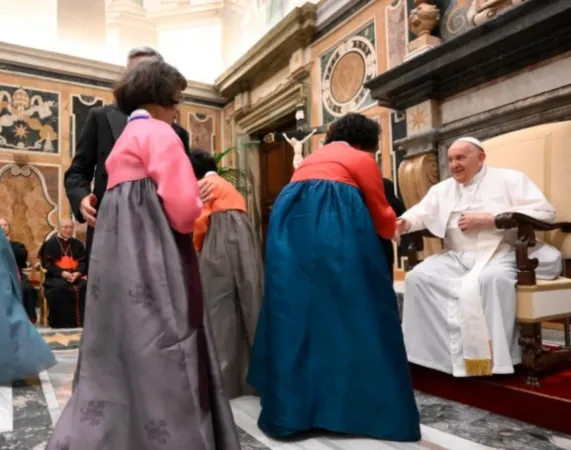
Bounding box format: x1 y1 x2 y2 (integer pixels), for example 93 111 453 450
391 212 495 243
392 218 411 245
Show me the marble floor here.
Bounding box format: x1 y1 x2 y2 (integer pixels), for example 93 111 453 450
2 350 571 449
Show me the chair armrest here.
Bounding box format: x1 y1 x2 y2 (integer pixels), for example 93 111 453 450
495 212 571 233
495 212 571 285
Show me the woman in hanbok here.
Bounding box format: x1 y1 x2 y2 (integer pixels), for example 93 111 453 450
0 229 56 384
47 59 240 450
190 148 263 399
248 113 421 442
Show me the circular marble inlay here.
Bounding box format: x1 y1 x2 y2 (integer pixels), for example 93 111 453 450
321 35 377 118
330 52 365 104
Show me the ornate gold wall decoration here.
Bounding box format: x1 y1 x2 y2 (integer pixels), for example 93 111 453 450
0 163 59 265
320 21 376 124
409 0 441 37
406 0 442 59
398 152 442 257
0 85 59 153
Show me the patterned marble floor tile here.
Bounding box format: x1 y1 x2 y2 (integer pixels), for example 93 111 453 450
0 378 53 450
416 392 571 450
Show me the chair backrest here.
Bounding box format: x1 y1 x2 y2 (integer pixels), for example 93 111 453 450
483 121 571 258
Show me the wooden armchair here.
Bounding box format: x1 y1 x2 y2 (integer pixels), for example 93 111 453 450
403 122 571 384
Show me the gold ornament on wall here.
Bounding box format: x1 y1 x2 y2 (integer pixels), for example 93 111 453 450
405 0 442 59
408 0 441 38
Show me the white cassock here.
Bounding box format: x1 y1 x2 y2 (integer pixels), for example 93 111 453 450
401 166 562 377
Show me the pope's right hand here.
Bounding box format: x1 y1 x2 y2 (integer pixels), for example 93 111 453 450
80 194 98 227
396 218 411 235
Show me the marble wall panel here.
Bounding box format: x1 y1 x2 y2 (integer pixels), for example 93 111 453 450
222 103 236 167
70 95 105 157
188 112 215 154
0 163 59 263
385 0 408 69
179 104 222 155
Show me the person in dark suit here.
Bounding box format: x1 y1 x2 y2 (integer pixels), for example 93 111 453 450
380 177 406 282
65 47 192 262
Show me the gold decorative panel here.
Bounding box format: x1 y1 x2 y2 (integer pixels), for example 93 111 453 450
0 163 59 264
0 84 60 153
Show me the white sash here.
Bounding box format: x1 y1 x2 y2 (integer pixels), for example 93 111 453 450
458 234 502 375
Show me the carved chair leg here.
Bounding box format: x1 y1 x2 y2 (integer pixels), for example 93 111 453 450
519 323 542 387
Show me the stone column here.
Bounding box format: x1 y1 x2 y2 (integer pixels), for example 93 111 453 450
106 0 157 64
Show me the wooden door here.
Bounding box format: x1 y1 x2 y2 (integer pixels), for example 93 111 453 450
260 139 294 249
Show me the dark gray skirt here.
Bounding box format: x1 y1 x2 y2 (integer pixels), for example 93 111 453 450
199 210 263 399
47 178 240 450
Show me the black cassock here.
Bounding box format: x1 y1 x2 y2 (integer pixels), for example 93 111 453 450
38 237 87 328
10 240 38 323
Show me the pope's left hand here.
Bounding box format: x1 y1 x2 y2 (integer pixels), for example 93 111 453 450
458 213 496 232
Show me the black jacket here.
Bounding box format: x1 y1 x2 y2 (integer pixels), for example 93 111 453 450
380 177 406 281
64 104 190 257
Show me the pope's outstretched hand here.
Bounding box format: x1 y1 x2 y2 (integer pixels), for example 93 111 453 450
396 218 411 235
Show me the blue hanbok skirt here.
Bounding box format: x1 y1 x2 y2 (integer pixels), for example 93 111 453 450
248 180 421 442
0 231 56 384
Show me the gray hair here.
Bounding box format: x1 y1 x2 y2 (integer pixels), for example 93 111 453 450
127 46 163 62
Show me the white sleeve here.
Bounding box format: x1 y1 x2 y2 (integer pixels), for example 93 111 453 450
507 172 556 223
400 188 439 233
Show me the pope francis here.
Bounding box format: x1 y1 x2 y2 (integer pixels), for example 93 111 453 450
398 137 561 377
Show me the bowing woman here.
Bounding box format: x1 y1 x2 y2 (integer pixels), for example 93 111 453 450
248 113 421 442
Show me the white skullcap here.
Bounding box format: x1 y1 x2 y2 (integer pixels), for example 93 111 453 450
454 136 485 151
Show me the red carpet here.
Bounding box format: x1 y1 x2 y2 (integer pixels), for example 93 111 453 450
410 363 571 435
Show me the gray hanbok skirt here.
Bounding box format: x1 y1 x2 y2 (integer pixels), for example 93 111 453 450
47 178 240 450
199 210 263 399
